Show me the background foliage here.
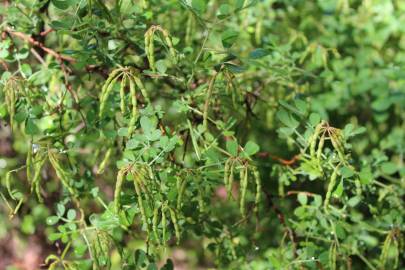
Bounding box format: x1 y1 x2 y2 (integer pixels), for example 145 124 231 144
0 0 404 269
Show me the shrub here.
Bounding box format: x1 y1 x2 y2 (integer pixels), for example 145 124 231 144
0 0 404 269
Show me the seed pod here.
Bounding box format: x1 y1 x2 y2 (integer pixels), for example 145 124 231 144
133 176 150 235
48 150 75 196
161 206 167 243
197 186 205 213
317 133 325 160
329 241 337 270
203 72 219 130
31 154 46 202
152 206 161 245
148 32 155 71
227 161 234 200
119 74 127 115
324 166 339 213
5 171 15 200
99 69 122 104
239 167 248 218
164 35 177 61
169 207 180 244
310 122 324 158
224 159 230 186
97 148 113 174
26 142 33 183
185 13 194 45
252 167 261 214
355 177 362 196
114 169 125 213
127 76 138 136
132 75 150 103
330 133 346 163
255 17 263 45
177 177 187 210
99 75 121 118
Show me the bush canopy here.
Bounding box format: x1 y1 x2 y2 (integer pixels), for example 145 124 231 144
0 0 404 269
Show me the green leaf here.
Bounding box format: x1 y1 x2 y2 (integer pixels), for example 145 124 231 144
67 209 76 220
243 141 259 156
380 162 397 175
191 0 207 14
46 216 60 225
309 113 321 126
297 193 307 205
25 119 40 135
340 166 354 178
276 109 299 128
51 0 78 10
221 30 239 48
333 180 344 197
249 48 270 59
226 140 238 156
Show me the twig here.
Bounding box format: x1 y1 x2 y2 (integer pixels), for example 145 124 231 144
257 152 300 166
4 27 75 62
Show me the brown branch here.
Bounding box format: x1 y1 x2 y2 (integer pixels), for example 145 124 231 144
4 27 75 63
286 191 318 197
257 152 300 166
40 28 54 37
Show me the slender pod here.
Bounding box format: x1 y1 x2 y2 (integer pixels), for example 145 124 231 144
99 76 120 118
161 206 167 243
224 159 230 186
227 161 235 200
48 150 75 196
132 75 150 103
252 166 261 214
127 76 138 136
26 142 33 183
169 207 180 244
119 74 127 115
99 69 122 104
330 133 346 163
317 133 325 160
324 165 339 213
203 71 219 130
239 166 248 217
152 207 160 245
97 148 113 174
114 169 125 213
329 241 337 270
310 122 324 158
31 154 46 202
133 175 150 235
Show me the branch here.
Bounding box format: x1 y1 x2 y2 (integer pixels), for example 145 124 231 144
4 27 75 63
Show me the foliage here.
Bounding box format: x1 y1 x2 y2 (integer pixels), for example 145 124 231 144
0 0 404 269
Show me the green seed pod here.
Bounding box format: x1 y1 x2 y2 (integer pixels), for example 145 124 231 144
5 171 15 200
164 35 177 61
127 76 138 136
330 133 346 163
329 241 337 270
133 177 150 235
119 74 127 115
99 76 120 118
239 167 248 218
31 154 46 202
132 75 150 103
97 148 113 174
255 17 263 45
161 206 167 243
203 72 219 130
26 142 33 183
224 159 230 186
48 150 76 196
324 166 339 213
227 162 234 200
114 169 125 213
310 122 323 158
99 69 122 104
317 134 325 160
177 176 186 210
169 207 180 245
252 167 261 214
355 177 362 196
148 33 155 71
152 206 161 245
